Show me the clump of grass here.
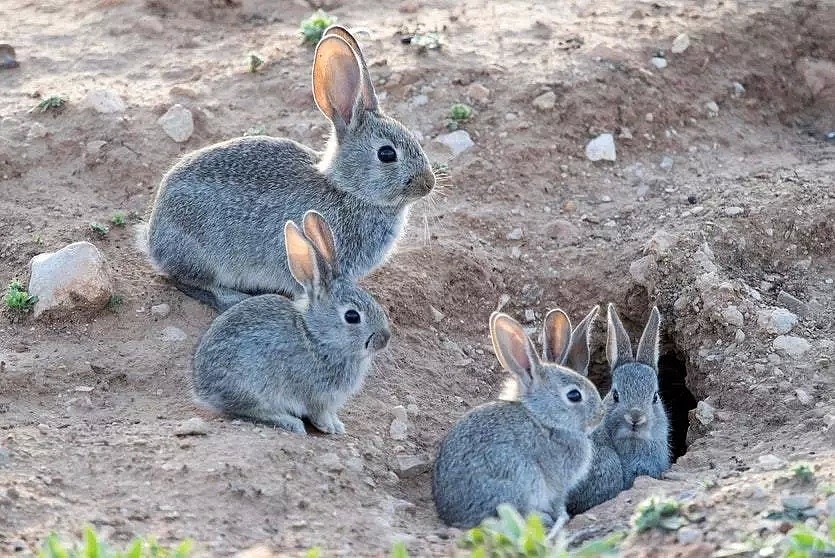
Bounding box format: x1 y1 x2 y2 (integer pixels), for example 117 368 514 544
450 103 473 122
31 95 67 113
793 463 815 484
409 32 442 53
107 294 123 311
631 497 685 533
5 280 37 313
89 222 109 237
248 51 265 73
110 212 127 227
300 10 336 45
244 124 267 137
39 527 192 558
783 519 835 558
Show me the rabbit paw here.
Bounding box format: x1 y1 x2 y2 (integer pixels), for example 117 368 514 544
269 414 307 434
311 412 345 435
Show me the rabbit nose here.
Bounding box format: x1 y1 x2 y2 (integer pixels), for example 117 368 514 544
409 171 435 193
625 410 647 427
366 329 391 352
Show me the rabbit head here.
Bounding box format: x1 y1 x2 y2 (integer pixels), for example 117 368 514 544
491 312 602 433
313 26 435 207
601 304 669 444
285 211 391 356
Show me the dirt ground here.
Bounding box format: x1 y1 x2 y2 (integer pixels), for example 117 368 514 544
1 0 834 556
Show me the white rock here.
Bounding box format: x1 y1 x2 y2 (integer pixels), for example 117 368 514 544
732 82 746 97
660 155 674 170
676 526 701 544
506 227 523 240
735 329 746 343
27 122 48 139
435 130 473 157
773 335 811 356
585 133 616 161
430 305 445 323
82 89 126 114
158 104 194 143
671 33 690 54
531 90 556 111
389 419 408 441
28 242 114 319
629 255 657 289
724 206 744 216
151 303 171 319
757 308 799 334
391 405 408 423
159 326 187 343
411 94 429 106
705 101 719 116
758 454 786 470
721 306 745 327
794 388 812 405
175 417 209 436
644 230 676 256
651 57 668 69
524 309 536 323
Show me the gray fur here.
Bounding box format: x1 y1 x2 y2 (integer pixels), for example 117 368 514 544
567 305 670 514
140 27 434 311
433 312 603 529
191 212 390 434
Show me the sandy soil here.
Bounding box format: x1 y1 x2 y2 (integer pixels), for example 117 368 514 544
1 0 833 556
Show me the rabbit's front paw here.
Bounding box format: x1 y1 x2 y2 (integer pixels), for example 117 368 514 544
311 412 345 435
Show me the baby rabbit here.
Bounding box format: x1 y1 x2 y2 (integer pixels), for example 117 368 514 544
433 311 603 532
140 25 435 310
568 304 670 515
191 211 391 434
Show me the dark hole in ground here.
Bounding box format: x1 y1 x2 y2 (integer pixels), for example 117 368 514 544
658 350 697 461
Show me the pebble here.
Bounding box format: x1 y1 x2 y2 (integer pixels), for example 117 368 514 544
644 230 675 256
28 242 114 319
411 94 429 106
794 389 812 405
585 133 616 161
620 127 633 139
758 454 786 470
391 405 408 423
782 494 813 511
0 447 9 467
506 227 523 241
772 335 811 356
694 400 715 425
389 419 408 441
158 104 194 143
0 44 19 70
27 122 48 139
430 306 445 323
151 303 171 319
735 329 746 343
721 306 745 327
393 455 431 479
776 291 808 317
651 56 668 69
159 326 187 343
732 82 746 97
316 452 344 473
676 526 701 544
531 90 557 111
671 33 690 54
757 308 798 334
175 417 209 436
82 89 126 114
660 155 674 170
705 101 719 117
466 83 490 103
826 495 835 516
524 309 536 323
435 130 474 156
724 206 744 216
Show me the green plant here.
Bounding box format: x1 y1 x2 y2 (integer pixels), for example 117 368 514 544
90 222 109 237
110 212 127 226
793 464 815 484
107 294 123 310
300 10 336 45
783 519 835 558
39 526 193 558
244 124 267 137
630 497 685 533
32 95 67 113
450 103 473 122
5 280 37 312
410 32 442 52
248 51 265 73
33 234 44 245
390 541 410 558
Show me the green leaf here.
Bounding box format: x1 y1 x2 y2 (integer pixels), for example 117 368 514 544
390 541 410 558
305 548 322 558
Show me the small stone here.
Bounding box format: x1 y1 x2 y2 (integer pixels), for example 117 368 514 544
671 33 690 54
391 405 408 423
435 130 474 156
651 56 668 69
393 455 431 479
466 83 490 103
411 94 429 106
430 306 445 323
721 306 745 327
28 242 114 319
645 112 654 122
389 419 408 441
546 219 581 244
724 206 744 216
151 303 171 319
825 495 835 516
316 452 344 473
82 89 126 114
600 195 612 203
758 454 786 470
524 309 536 323
644 230 676 256
0 447 9 467
794 389 812 405
660 155 674 170
687 194 698 204
506 227 523 241
532 90 557 111
0 44 19 70
629 255 657 289
735 329 746 343
705 101 719 117
585 133 616 162
695 400 715 425
27 122 48 139
773 335 811 356
757 308 798 334
158 104 194 143
159 326 187 343
676 526 701 544
732 82 746 97
776 291 808 317
782 495 813 511
619 127 633 139
175 417 209 436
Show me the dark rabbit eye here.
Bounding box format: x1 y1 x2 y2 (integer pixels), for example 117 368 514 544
653 392 659 404
377 145 397 163
344 309 361 324
612 389 620 403
567 389 582 403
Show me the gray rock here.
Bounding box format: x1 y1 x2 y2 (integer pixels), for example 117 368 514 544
29 242 114 319
27 122 48 139
695 400 715 425
82 89 126 114
732 82 746 97
651 57 668 69
0 44 19 70
389 418 408 441
705 101 719 117
86 140 107 155
430 306 445 323
151 303 171 319
721 306 745 327
758 454 786 470
629 255 657 289
773 335 811 356
159 326 187 343
506 227 523 241
158 104 194 143
411 94 429 106
391 405 408 423
644 230 676 256
585 133 616 161
467 83 491 103
676 526 701 544
724 206 744 216
782 494 814 511
758 308 798 334
546 219 581 244
316 452 344 473
532 90 556 111
0 447 9 467
393 455 431 479
826 495 835 516
795 389 812 405
735 329 746 343
659 155 674 170
175 417 209 436
777 291 808 317
671 33 690 54
435 130 474 157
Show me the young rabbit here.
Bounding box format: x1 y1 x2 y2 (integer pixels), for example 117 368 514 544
567 304 670 515
191 211 391 434
139 25 435 311
432 312 603 532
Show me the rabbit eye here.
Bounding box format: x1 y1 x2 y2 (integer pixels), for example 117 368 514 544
344 309 361 324
566 389 582 403
612 389 620 403
653 392 659 404
377 146 397 163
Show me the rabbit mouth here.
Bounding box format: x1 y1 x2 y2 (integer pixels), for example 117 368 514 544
407 172 436 195
365 330 391 352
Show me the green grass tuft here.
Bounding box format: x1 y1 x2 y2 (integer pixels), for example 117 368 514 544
32 95 67 113
248 51 265 73
38 526 193 558
90 222 109 237
5 279 38 312
631 497 685 533
300 10 336 45
792 464 815 484
110 212 127 226
450 103 473 122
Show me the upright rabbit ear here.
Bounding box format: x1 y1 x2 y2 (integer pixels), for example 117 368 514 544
321 25 379 112
285 220 320 295
490 312 542 391
542 309 572 364
606 303 634 371
565 305 600 376
302 211 339 276
636 306 662 371
312 36 364 134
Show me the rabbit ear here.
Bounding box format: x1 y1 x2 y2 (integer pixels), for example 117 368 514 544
312 36 364 133
606 303 634 370
321 25 379 112
542 309 572 364
635 307 662 371
285 220 320 295
302 210 339 276
565 305 600 376
490 312 542 390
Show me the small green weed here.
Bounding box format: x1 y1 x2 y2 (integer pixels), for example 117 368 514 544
90 222 109 237
248 51 265 73
783 519 835 558
390 541 409 558
409 32 442 53
450 103 473 122
110 212 127 227
5 280 37 312
39 526 193 558
33 234 44 245
244 124 267 137
107 295 123 310
31 95 67 113
793 464 815 484
300 10 336 45
631 497 685 533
